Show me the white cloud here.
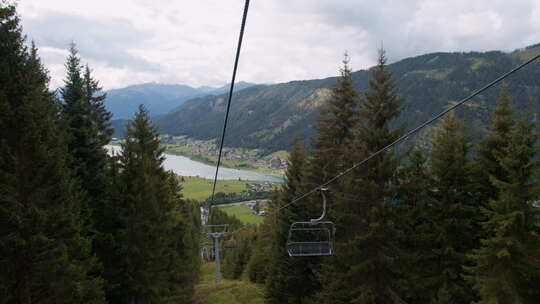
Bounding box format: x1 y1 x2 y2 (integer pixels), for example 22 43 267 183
17 0 540 90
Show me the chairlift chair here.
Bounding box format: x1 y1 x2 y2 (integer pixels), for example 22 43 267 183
200 242 215 261
224 236 237 249
286 187 335 257
224 242 236 250
203 224 230 238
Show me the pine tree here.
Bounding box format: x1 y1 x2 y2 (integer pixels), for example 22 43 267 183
223 226 257 280
466 115 540 303
59 44 113 225
473 83 515 205
307 52 359 188
339 48 404 237
60 43 85 121
180 198 202 287
321 49 405 304
264 139 319 304
0 3 105 302
246 219 273 284
59 43 116 301
300 54 361 303
393 149 438 303
111 105 197 303
161 175 201 303
428 112 478 303
83 64 113 147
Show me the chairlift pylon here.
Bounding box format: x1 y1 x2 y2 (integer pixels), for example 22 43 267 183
286 187 335 257
202 223 231 283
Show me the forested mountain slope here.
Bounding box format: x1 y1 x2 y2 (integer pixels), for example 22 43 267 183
156 44 540 152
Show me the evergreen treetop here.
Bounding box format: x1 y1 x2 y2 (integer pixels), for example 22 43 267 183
474 83 516 202
319 49 405 304
110 105 198 303
358 49 403 148
309 52 360 185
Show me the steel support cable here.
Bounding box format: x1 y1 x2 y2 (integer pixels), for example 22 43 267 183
274 52 540 214
208 0 250 218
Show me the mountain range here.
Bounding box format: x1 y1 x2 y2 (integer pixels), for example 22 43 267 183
105 81 255 119
111 44 540 152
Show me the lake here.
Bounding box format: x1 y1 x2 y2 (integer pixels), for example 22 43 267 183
106 145 283 182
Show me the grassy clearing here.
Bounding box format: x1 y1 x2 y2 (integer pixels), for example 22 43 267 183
220 205 264 225
180 177 250 201
409 68 453 80
466 57 494 70
194 263 264 304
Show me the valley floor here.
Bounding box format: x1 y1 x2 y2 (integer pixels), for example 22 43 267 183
220 204 265 225
181 176 251 201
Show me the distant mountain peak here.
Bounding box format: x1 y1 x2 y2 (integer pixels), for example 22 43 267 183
105 81 257 120
207 81 258 95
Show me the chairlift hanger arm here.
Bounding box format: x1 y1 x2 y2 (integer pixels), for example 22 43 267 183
310 187 329 223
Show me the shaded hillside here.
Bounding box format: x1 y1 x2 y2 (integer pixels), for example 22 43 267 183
156 45 540 152
110 118 128 139
106 82 256 120
106 83 204 119
156 81 331 150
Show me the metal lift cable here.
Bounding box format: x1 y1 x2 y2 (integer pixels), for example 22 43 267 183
274 51 540 214
209 0 251 217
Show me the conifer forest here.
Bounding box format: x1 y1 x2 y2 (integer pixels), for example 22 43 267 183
1 1 540 304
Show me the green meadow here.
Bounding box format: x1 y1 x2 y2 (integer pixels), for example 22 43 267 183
220 205 264 225
180 176 250 201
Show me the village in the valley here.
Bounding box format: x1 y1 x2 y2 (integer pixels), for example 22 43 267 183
160 135 288 172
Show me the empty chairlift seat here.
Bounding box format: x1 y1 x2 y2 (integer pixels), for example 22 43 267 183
286 187 335 257
203 224 230 237
286 221 334 256
224 236 236 249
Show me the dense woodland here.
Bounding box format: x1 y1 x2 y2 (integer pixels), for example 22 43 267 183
219 54 540 303
2 2 540 304
0 4 200 303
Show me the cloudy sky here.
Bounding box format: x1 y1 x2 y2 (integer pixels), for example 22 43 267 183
18 0 540 90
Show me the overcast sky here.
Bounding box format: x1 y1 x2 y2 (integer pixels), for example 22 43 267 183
17 0 540 90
